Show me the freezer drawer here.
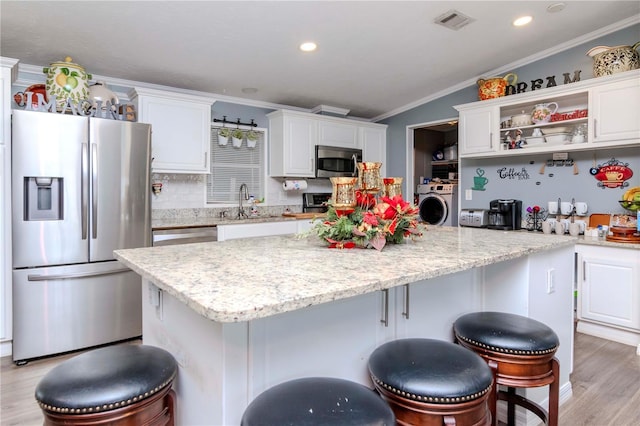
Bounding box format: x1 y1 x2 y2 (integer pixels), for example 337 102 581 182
12 262 142 362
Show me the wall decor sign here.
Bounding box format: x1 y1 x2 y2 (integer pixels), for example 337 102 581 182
14 92 136 121
589 158 634 189
471 168 488 191
505 70 582 96
497 167 530 180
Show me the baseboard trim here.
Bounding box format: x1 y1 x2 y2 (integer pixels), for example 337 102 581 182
0 340 12 358
577 320 640 347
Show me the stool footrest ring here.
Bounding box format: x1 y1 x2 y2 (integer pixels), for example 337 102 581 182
499 388 548 424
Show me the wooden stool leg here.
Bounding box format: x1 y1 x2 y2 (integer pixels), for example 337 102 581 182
548 357 560 426
165 388 176 426
487 360 498 426
506 387 516 425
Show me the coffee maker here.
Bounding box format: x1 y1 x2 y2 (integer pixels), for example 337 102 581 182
487 199 522 230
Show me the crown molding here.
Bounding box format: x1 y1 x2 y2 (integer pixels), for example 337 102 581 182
372 15 640 123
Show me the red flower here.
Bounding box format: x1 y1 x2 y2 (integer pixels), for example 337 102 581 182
363 211 379 226
373 202 396 220
382 195 416 215
356 190 376 209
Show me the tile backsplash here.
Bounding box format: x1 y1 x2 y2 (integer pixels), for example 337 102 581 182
151 173 206 209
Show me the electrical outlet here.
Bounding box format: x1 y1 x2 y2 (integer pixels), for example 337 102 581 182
465 189 472 200
546 269 555 294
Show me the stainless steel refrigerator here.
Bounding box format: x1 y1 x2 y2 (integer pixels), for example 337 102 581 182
11 109 151 363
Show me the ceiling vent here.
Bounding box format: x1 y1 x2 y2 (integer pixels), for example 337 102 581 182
434 10 475 30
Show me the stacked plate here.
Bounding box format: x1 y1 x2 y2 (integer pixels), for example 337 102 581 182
526 136 545 146
541 127 570 144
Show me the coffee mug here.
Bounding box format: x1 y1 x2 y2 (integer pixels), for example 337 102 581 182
547 201 558 215
560 202 573 215
575 220 586 233
569 222 580 237
555 220 567 234
574 202 588 216
542 220 553 234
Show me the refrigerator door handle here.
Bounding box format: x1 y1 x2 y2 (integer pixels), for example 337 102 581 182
91 143 98 239
82 143 89 240
27 267 131 281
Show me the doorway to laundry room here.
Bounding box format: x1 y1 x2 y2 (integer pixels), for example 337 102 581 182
411 120 458 204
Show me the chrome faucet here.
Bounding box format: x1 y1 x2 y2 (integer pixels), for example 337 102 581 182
237 183 249 219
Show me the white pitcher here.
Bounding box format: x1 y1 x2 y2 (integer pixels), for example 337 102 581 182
531 102 558 124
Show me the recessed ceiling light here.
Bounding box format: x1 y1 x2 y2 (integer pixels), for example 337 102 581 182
513 15 533 27
299 42 317 52
241 87 258 94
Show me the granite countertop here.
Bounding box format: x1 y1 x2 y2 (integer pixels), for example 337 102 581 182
576 235 640 249
115 227 576 323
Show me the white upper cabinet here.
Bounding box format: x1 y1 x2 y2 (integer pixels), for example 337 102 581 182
268 110 387 178
590 77 640 143
130 88 215 173
457 106 497 155
318 121 359 148
268 110 317 177
455 70 640 159
359 125 388 176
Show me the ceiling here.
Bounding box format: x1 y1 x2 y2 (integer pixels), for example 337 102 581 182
1 1 639 120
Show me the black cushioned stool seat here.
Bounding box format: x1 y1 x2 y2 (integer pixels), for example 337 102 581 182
241 377 395 425
454 312 560 426
35 345 178 426
368 338 493 426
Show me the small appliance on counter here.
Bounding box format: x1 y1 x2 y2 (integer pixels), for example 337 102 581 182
487 199 523 230
459 209 489 228
302 192 332 213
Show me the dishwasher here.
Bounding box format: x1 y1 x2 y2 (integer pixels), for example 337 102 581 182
152 226 218 246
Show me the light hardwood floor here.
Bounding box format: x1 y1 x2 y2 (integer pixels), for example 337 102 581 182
1 333 639 425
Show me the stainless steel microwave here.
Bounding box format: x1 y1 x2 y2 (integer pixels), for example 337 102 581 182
315 145 362 178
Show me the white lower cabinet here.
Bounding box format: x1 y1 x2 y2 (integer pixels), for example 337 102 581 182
217 221 298 241
576 245 640 346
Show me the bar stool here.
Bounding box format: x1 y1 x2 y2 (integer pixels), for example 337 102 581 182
368 338 493 426
241 377 396 425
453 312 560 426
35 345 177 426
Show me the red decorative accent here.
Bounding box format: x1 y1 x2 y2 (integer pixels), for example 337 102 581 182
326 239 356 249
550 109 588 122
595 165 633 188
335 208 355 217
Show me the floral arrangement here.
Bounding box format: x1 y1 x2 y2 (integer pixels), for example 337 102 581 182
310 190 423 251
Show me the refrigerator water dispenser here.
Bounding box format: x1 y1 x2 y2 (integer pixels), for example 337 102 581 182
24 176 63 220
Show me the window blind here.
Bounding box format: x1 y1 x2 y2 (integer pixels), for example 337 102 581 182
206 127 265 203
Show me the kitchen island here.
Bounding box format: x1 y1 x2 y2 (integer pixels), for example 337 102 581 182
115 226 576 425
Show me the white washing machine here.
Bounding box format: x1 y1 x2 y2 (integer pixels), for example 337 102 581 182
417 183 458 226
